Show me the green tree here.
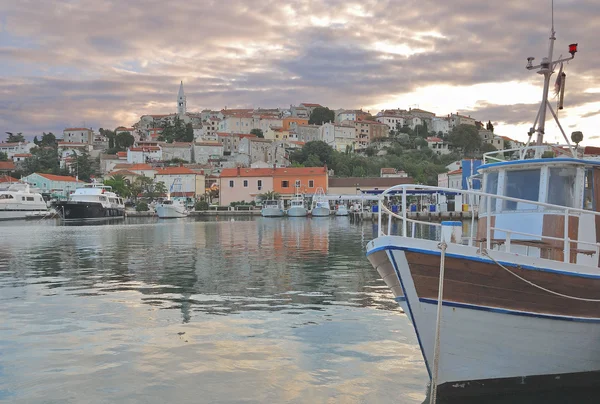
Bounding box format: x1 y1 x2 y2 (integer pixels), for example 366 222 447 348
486 120 494 133
365 146 376 157
448 124 482 156
304 153 323 167
40 132 57 147
33 136 39 145
481 143 498 153
69 150 97 182
258 191 281 201
308 107 335 125
5 132 25 143
296 141 333 166
153 181 167 198
195 200 209 210
115 131 135 149
0 152 7 161
184 123 194 142
250 129 264 138
22 145 60 176
136 201 149 212
104 174 131 197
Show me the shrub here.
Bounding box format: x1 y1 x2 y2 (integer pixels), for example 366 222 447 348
195 201 209 211
136 201 149 212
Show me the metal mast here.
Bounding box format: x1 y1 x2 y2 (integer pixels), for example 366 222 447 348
525 1 577 156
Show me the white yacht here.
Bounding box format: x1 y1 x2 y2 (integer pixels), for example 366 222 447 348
56 183 125 220
156 194 188 218
261 200 284 217
310 187 330 217
287 189 308 217
0 183 49 221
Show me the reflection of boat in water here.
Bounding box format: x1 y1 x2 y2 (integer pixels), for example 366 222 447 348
366 16 600 400
261 200 284 217
335 204 349 216
311 187 330 217
287 188 308 217
156 177 189 218
0 183 49 221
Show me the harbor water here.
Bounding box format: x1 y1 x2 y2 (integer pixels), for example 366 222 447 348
0 217 428 403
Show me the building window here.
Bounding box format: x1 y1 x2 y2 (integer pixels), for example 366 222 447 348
229 180 234 187
295 180 301 187
282 180 289 188
308 180 314 188
258 180 262 187
243 180 248 187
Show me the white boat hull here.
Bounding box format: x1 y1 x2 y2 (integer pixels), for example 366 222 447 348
367 236 600 395
311 207 330 217
287 206 308 217
156 204 188 218
0 209 48 221
335 207 349 216
261 207 284 217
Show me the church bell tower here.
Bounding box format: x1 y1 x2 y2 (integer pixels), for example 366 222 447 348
177 81 186 116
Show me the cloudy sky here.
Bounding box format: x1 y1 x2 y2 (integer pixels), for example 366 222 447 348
1 0 600 144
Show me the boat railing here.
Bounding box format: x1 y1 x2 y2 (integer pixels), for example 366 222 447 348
377 184 600 264
483 144 577 164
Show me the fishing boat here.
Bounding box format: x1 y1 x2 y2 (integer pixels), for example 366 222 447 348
261 199 284 217
310 187 330 217
56 183 125 221
156 178 188 218
287 188 308 217
366 13 600 399
0 182 49 221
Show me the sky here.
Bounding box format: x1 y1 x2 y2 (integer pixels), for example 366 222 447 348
1 0 600 145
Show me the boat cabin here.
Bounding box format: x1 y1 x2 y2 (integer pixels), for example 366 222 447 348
477 158 600 265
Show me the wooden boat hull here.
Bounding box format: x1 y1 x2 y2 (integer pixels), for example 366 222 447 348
367 236 600 396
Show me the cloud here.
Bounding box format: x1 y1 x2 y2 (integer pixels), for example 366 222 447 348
0 0 600 142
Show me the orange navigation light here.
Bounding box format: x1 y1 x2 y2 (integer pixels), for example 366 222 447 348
569 43 578 56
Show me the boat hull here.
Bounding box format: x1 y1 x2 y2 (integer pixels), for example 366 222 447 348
335 207 349 216
156 204 188 218
287 206 308 217
0 209 49 221
366 236 600 396
311 207 330 217
56 201 125 221
261 207 284 217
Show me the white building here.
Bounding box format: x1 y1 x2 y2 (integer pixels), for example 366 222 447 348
63 128 94 144
127 145 162 164
161 142 193 162
432 117 450 135
193 141 224 164
335 110 357 123
449 113 476 129
295 125 320 143
376 115 405 131
426 136 451 155
154 166 204 200
0 141 35 159
319 123 356 152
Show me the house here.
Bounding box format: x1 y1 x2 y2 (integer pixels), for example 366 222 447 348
12 153 31 167
0 175 20 189
351 120 389 148
282 117 309 131
220 112 254 134
0 141 35 159
432 117 450 135
203 117 221 139
63 128 94 144
154 166 205 201
0 161 16 174
299 103 322 118
100 154 122 174
127 145 162 164
426 137 451 155
380 168 408 178
335 110 357 123
447 169 463 189
219 167 276 206
295 125 320 143
376 115 405 131
273 166 328 200
58 142 93 169
22 173 85 198
161 142 193 162
105 169 139 183
328 176 414 195
449 113 476 129
264 127 289 141
194 141 224 164
319 123 356 152
112 163 157 178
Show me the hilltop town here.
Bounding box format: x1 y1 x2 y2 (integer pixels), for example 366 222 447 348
0 82 528 206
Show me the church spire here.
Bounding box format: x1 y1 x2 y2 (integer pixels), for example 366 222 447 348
177 81 186 116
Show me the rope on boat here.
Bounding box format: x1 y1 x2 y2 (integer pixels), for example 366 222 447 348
430 241 447 404
479 249 600 303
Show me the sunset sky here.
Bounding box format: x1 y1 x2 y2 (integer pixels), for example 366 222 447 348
1 0 599 144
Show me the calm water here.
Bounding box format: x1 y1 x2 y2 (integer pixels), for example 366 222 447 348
0 217 429 403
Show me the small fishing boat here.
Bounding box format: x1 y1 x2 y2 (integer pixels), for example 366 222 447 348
366 11 600 400
287 188 308 217
310 187 330 217
155 196 188 218
261 199 284 217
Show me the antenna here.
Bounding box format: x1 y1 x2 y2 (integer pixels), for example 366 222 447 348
551 0 554 31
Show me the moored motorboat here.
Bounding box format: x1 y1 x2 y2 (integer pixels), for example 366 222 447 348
155 197 188 218
366 16 600 399
287 189 308 217
261 199 284 217
56 184 125 221
0 183 49 221
335 204 349 216
311 187 330 217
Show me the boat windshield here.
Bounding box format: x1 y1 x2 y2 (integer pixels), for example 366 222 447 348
163 200 173 205
265 200 278 207
291 200 303 206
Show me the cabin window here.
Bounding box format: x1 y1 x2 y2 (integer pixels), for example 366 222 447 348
483 172 498 213
504 169 540 210
584 168 594 210
26 197 34 201
0 194 13 199
547 167 577 208
99 196 107 201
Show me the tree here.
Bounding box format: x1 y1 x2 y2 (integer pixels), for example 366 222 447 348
250 129 264 138
365 146 376 157
22 145 60 176
486 120 495 133
33 136 39 145
104 174 131 197
39 132 57 147
481 143 498 153
305 153 323 167
184 123 194 142
0 152 7 161
69 149 97 182
153 181 167 198
308 107 335 125
258 191 281 201
5 132 25 143
448 124 482 156
128 176 154 202
115 131 135 150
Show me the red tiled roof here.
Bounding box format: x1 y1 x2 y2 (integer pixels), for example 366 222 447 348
0 142 21 147
129 146 161 151
220 168 276 178
0 161 16 170
171 191 195 197
274 167 327 176
113 163 132 170
107 170 139 177
36 173 84 183
116 151 127 157
447 169 463 175
64 127 91 131
300 103 322 107
380 168 397 174
13 153 31 157
155 167 197 175
427 137 444 142
0 175 19 183
128 164 155 171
